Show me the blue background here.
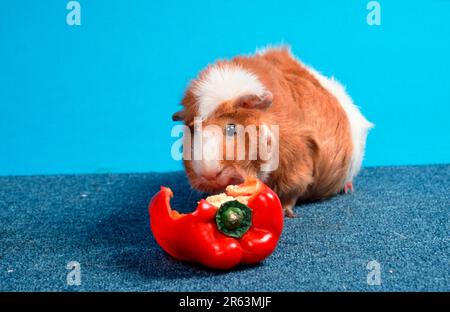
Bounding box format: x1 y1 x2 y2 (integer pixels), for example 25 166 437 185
1 0 449 176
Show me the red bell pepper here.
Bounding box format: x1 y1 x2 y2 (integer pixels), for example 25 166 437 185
148 179 284 269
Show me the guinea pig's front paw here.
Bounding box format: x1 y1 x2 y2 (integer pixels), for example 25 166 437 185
284 206 296 218
342 181 354 194
281 198 297 218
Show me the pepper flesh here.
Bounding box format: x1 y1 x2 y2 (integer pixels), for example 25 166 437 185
149 179 284 269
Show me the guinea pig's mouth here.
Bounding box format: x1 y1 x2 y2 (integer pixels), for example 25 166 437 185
194 171 246 194
197 177 245 194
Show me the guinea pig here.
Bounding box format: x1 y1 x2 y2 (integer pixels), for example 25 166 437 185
172 46 373 217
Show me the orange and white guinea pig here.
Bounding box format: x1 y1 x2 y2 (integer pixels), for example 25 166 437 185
172 46 373 216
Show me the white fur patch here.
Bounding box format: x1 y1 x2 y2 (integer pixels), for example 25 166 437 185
305 66 374 183
193 65 267 119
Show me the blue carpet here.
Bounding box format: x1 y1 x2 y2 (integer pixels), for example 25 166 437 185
0 165 448 291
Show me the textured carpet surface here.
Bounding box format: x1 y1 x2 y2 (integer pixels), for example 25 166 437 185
0 165 449 291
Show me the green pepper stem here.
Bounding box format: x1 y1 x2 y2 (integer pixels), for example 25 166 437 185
215 200 252 238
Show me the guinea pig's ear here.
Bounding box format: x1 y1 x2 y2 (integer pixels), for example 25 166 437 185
235 91 273 110
172 110 185 122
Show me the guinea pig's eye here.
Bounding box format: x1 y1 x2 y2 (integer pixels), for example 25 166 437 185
225 124 236 137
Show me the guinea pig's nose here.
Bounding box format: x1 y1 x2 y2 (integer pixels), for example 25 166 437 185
201 169 223 180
